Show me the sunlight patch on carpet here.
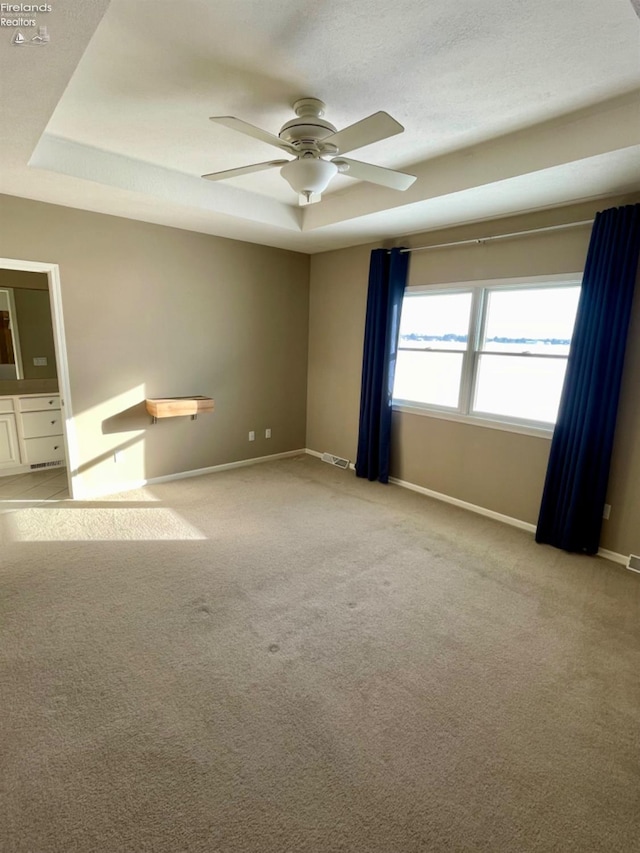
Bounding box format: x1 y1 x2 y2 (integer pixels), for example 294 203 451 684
3 507 207 541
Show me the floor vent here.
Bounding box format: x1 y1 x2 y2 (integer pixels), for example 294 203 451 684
627 554 640 574
30 460 63 470
321 452 350 470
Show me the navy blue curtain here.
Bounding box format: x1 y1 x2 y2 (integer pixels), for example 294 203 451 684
536 204 640 554
355 247 409 483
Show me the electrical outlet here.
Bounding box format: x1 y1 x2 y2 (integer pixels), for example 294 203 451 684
248 431 255 441
33 356 48 366
265 428 271 439
603 503 611 520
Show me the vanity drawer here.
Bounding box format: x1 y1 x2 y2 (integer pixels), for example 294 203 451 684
0 398 14 414
18 395 60 413
23 435 65 465
21 410 63 439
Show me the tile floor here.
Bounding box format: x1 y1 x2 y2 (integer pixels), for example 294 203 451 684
0 467 69 507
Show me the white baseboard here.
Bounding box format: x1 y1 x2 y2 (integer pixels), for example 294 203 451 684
74 449 307 500
304 449 630 566
0 464 32 478
305 449 531 529
388 475 537 533
72 447 634 569
597 547 629 567
389 477 629 565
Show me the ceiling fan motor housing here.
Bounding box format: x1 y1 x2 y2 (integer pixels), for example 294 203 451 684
204 98 415 196
279 97 337 152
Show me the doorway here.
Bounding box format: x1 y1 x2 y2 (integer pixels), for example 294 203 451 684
0 258 76 502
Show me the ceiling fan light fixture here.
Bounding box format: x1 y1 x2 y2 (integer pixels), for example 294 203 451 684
206 101 415 197
280 158 338 196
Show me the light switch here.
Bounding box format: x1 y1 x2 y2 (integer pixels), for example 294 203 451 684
33 357 48 366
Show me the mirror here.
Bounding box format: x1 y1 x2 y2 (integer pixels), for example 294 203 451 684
0 270 57 389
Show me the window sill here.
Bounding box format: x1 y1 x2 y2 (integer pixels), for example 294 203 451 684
392 402 555 439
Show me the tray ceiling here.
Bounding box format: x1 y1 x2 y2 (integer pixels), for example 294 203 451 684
2 0 639 252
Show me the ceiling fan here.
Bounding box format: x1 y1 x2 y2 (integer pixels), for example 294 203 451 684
202 98 417 204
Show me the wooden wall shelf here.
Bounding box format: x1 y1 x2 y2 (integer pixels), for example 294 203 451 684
146 396 214 423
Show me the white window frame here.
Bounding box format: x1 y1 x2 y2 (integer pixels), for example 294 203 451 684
392 273 582 438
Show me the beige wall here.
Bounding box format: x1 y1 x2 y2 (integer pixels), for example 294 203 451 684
0 195 309 497
1 190 637 557
0 270 57 384
307 194 640 557
0 270 49 290
12 288 58 380
1 270 55 384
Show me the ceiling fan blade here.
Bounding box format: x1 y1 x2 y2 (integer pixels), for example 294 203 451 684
334 157 416 191
209 116 294 152
202 160 290 181
323 112 404 155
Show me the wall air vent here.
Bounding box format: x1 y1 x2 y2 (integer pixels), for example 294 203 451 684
627 554 640 574
321 452 350 469
30 460 63 470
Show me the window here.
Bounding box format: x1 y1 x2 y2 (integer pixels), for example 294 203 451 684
393 276 581 433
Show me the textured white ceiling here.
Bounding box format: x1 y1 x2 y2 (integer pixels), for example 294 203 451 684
1 0 639 251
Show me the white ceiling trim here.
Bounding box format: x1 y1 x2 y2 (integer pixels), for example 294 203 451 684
2 0 639 253
28 92 640 240
29 135 302 231
304 93 640 231
292 147 640 253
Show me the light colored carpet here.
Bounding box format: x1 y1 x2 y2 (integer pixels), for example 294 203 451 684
1 454 639 852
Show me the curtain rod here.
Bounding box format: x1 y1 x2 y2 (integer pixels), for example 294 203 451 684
392 219 593 253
